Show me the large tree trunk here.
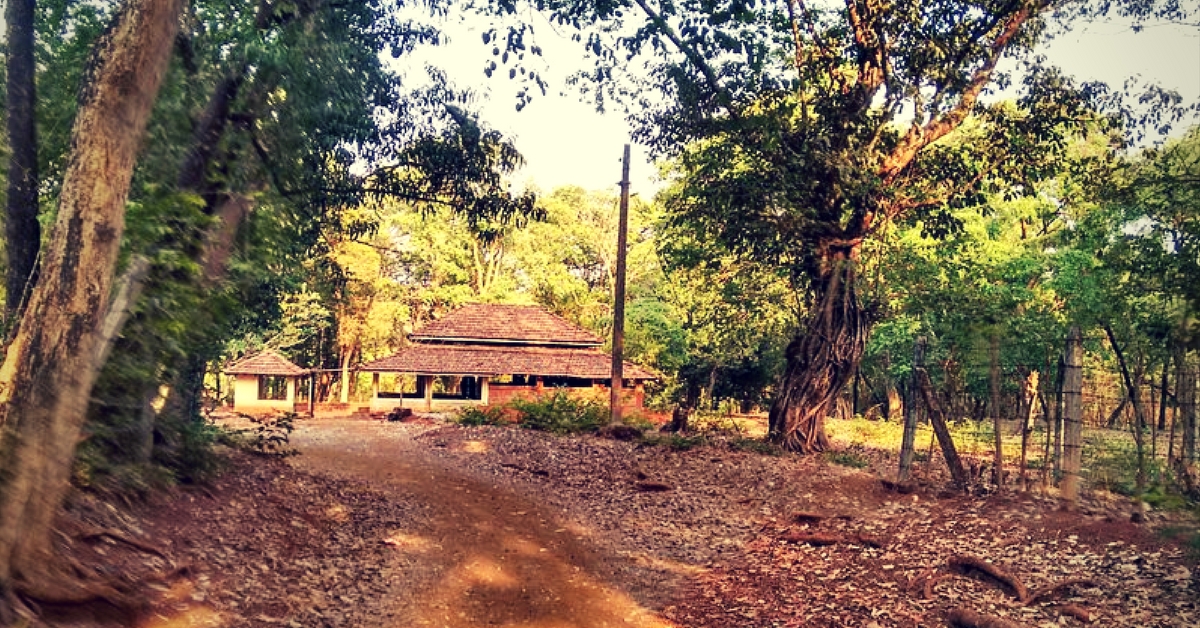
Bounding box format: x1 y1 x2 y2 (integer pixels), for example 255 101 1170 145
768 252 867 453
4 0 41 320
0 0 182 610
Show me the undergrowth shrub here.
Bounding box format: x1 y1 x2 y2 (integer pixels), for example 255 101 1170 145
457 405 509 426
455 390 608 434
642 433 708 450
1159 525 1200 559
510 390 607 434
171 416 232 482
729 437 782 456
1084 436 1168 497
620 413 655 431
230 412 301 457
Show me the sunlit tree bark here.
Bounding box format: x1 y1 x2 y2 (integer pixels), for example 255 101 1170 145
0 0 183 612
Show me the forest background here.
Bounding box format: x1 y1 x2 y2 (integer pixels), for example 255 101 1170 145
1 0 1200 612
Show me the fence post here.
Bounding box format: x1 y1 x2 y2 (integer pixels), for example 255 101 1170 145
1061 326 1084 506
899 336 925 481
989 333 1004 491
1179 351 1197 466
1052 356 1064 479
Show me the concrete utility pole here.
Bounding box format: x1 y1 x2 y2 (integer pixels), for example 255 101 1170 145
611 144 631 425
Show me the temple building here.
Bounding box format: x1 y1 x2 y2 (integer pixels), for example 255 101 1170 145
359 304 655 414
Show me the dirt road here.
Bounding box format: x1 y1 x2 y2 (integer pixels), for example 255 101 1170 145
288 419 675 628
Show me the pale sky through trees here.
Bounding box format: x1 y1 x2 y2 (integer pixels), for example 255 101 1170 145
409 12 1200 197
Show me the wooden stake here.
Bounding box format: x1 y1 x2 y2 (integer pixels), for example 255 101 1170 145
610 144 631 425
916 367 969 490
989 333 1004 491
899 336 924 481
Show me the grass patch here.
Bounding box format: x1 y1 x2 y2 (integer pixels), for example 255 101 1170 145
728 437 783 456
1158 525 1200 560
825 450 871 469
641 433 708 451
620 413 656 431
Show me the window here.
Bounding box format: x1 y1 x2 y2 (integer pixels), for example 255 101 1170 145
258 375 288 400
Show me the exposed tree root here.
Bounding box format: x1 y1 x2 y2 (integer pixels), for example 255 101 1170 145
599 425 642 441
946 607 1028 628
791 511 828 524
14 561 142 616
78 527 169 560
790 511 853 524
948 555 1028 602
880 478 917 494
943 556 1099 614
926 574 954 600
1025 578 1098 605
8 534 191 626
1055 603 1094 623
904 568 934 597
781 531 884 548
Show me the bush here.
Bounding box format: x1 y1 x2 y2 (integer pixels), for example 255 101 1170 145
456 405 509 426
621 413 655 431
510 390 607 434
229 412 301 457
173 418 229 482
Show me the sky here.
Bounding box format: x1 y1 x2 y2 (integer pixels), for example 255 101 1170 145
408 13 1200 198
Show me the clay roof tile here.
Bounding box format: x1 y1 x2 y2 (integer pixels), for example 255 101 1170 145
224 350 308 376
410 304 603 346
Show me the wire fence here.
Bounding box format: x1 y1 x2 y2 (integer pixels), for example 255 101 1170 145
883 334 1198 500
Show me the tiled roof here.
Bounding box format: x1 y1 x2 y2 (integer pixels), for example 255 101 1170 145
224 350 308 376
411 304 603 346
359 343 655 380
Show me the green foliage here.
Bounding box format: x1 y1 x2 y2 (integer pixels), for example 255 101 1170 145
1158 526 1200 560
619 413 655 431
456 391 609 434
728 437 782 456
642 432 708 451
509 390 608 434
456 404 511 427
825 450 871 470
1141 486 1192 512
153 417 230 485
1082 432 1168 497
233 412 302 457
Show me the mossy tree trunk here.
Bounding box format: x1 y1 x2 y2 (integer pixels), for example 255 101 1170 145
0 0 182 612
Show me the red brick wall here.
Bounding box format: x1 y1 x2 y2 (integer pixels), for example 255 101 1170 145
488 385 539 406
487 384 645 412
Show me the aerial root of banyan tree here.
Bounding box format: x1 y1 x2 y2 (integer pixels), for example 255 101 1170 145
768 261 867 453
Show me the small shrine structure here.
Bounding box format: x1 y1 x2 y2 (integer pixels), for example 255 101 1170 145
224 350 308 414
